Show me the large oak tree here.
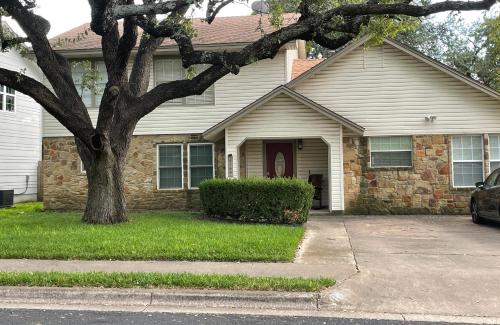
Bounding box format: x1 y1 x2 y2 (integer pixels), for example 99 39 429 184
0 0 496 224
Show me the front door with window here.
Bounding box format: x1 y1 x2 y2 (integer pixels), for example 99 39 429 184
265 143 294 178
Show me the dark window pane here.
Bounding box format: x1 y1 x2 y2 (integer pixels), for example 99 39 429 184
159 167 182 189
158 145 182 167
190 166 213 188
371 151 412 167
453 162 483 187
6 95 15 112
190 145 213 166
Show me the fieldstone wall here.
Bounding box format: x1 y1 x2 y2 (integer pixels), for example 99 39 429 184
43 134 225 211
343 135 473 214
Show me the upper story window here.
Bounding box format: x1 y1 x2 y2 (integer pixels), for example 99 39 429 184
154 58 215 105
370 136 412 168
489 135 500 172
451 135 483 188
71 60 107 107
0 84 15 112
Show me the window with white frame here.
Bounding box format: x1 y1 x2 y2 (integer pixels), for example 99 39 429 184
0 84 15 112
489 135 500 172
189 143 214 188
71 60 108 107
157 144 183 189
452 135 483 187
370 136 412 167
154 58 215 105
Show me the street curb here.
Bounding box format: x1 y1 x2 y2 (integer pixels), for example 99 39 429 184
0 286 319 311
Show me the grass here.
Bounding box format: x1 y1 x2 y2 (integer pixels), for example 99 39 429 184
0 203 304 262
0 271 335 292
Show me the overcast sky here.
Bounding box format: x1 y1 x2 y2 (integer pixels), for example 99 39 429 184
4 0 497 38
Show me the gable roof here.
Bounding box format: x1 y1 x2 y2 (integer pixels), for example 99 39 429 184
291 59 324 79
50 14 299 52
287 35 500 99
203 85 364 140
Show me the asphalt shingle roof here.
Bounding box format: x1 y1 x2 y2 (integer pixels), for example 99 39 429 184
50 14 299 51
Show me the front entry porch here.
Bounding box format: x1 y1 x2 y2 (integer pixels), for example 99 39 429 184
203 86 365 212
238 138 330 209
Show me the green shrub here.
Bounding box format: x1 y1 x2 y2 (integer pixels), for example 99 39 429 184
199 177 314 224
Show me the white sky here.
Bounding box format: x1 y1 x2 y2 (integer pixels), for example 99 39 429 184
4 0 497 38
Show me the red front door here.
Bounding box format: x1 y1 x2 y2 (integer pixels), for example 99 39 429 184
265 143 294 178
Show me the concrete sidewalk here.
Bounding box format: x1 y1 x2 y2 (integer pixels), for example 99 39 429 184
0 216 357 281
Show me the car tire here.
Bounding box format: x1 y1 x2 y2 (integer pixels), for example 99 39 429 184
471 199 483 224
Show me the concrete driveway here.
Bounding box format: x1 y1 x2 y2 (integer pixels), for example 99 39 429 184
323 215 500 318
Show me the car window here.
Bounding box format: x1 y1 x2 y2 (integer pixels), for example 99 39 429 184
485 168 500 187
495 170 500 186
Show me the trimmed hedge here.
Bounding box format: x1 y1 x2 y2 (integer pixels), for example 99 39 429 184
199 177 314 224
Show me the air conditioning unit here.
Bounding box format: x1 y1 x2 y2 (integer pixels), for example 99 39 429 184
0 190 14 208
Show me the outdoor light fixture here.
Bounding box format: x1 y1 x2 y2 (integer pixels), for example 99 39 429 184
425 115 437 122
298 139 303 150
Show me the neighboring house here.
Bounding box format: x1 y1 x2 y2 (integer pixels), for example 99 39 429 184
42 15 500 214
0 24 43 203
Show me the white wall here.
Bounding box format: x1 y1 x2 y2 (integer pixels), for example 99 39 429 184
42 51 290 137
0 49 42 202
293 43 500 136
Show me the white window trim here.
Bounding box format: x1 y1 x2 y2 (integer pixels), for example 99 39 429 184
369 136 413 168
0 85 16 113
188 143 215 189
80 159 86 174
157 144 184 190
153 57 215 106
451 135 484 189
488 134 500 172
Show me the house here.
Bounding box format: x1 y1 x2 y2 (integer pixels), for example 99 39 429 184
42 15 500 214
0 23 43 203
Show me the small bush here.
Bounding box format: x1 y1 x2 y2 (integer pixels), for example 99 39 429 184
199 177 314 224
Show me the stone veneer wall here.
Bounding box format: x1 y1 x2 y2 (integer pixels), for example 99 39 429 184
343 135 474 214
43 135 224 211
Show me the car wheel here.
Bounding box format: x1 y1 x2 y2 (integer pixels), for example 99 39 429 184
471 200 483 224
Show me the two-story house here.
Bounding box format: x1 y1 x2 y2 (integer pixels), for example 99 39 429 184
0 23 43 203
42 15 500 214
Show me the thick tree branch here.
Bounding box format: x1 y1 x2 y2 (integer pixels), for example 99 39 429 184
113 0 199 19
135 64 229 119
1 0 93 141
0 67 95 141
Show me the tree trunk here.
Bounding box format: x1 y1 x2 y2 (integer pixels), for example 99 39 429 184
80 143 128 224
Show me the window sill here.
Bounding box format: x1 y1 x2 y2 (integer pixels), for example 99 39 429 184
366 166 413 171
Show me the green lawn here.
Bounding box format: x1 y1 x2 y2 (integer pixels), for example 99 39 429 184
0 203 304 262
0 271 334 292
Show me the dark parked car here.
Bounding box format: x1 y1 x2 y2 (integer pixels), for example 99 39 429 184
470 168 500 224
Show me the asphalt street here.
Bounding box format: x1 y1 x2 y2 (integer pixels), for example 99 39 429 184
0 309 476 325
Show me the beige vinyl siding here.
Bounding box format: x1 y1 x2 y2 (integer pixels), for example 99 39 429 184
292 44 500 136
43 51 288 137
296 138 329 204
245 139 263 177
0 49 43 201
225 93 343 210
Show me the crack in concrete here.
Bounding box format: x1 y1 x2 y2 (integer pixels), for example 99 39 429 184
140 292 153 312
343 220 360 273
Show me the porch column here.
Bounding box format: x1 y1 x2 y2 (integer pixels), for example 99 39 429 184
327 143 334 212
224 128 240 179
325 126 344 212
